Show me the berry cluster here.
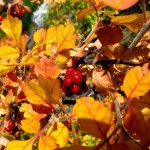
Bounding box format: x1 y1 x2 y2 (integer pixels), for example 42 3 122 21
0 15 5 21
63 68 88 96
8 5 25 19
5 120 15 134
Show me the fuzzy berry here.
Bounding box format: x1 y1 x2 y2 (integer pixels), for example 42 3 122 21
71 84 81 95
63 76 74 88
66 67 75 76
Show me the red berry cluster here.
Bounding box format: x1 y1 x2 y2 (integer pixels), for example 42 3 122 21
0 15 5 21
5 120 15 134
63 68 88 96
8 5 25 19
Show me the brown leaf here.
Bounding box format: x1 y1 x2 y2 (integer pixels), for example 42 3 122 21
96 23 123 46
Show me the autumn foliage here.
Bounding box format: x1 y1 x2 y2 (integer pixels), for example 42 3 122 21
0 0 150 149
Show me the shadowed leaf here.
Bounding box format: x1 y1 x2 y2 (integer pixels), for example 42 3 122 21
72 97 112 139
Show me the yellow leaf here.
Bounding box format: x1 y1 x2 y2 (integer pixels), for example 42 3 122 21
20 81 47 105
20 103 47 120
72 97 112 139
55 54 68 67
56 24 77 54
122 66 150 100
38 135 58 150
38 75 62 104
21 118 41 133
0 46 19 63
6 138 34 150
110 13 150 33
20 54 35 65
0 15 22 44
47 122 69 147
0 65 16 76
33 28 47 44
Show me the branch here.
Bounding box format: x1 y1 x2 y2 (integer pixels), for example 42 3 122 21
128 20 150 51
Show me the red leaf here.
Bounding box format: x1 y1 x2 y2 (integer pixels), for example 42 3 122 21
96 23 123 46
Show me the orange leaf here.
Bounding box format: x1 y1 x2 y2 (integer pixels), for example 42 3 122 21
123 92 150 146
121 65 150 100
21 118 41 133
58 145 97 150
38 135 58 150
34 56 60 79
20 103 47 120
47 122 69 147
20 81 47 105
92 68 116 96
6 138 34 150
37 75 62 104
72 97 112 139
77 2 105 21
96 23 123 46
97 0 138 10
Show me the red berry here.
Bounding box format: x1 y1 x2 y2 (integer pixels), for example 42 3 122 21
19 7 25 16
72 70 82 77
71 84 81 95
63 76 74 88
72 74 82 85
66 67 75 76
0 15 4 21
5 121 15 132
62 85 73 97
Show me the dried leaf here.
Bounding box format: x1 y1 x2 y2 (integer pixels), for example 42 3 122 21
97 0 138 10
72 97 112 139
121 65 150 100
21 118 41 133
6 138 34 150
37 75 62 104
47 122 69 147
34 56 60 79
38 135 58 150
20 81 48 105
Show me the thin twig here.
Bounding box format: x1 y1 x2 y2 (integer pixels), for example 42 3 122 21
141 0 147 23
128 20 150 51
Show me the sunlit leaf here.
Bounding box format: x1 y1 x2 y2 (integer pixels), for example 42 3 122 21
20 103 47 120
37 75 62 104
0 15 22 47
38 136 58 150
56 24 77 54
6 138 34 150
47 122 69 147
20 54 36 65
97 0 138 10
34 56 60 79
121 65 150 100
0 46 19 63
0 65 16 76
108 13 150 33
72 97 112 139
21 118 41 133
20 81 47 105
